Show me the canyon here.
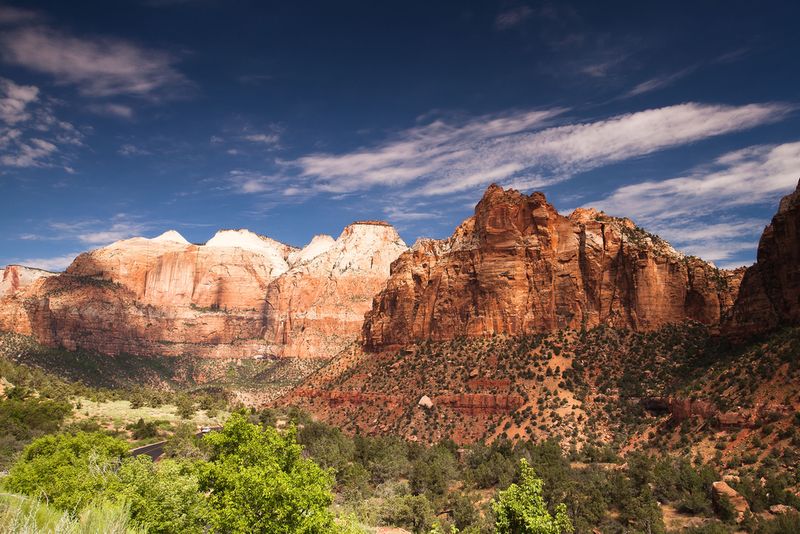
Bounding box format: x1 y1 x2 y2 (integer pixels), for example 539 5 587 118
1 181 798 416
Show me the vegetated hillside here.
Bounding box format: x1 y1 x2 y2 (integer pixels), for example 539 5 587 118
0 332 326 403
286 324 800 467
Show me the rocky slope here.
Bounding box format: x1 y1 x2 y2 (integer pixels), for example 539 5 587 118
364 184 742 350
0 225 407 359
725 179 800 337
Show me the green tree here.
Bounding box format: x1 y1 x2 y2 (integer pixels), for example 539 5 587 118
199 413 338 533
492 459 573 534
380 494 435 533
3 431 128 511
410 444 458 496
117 456 208 534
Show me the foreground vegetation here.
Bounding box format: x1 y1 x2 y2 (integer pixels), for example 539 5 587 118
1 327 799 532
2 401 799 533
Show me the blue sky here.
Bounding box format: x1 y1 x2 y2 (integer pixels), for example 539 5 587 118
1 0 798 271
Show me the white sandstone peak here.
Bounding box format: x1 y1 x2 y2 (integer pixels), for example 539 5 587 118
152 230 190 244
205 229 294 275
288 234 336 266
308 221 407 275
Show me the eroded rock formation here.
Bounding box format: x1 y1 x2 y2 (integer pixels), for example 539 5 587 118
364 184 742 350
0 225 406 359
264 222 407 358
725 179 800 336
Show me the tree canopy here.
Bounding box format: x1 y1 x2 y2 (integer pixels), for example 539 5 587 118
492 459 574 534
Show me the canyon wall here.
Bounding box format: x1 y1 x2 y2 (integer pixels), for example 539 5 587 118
725 179 800 336
0 226 407 359
364 184 742 350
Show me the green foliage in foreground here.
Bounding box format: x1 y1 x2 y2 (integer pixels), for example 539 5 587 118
492 459 573 534
4 431 129 511
1 415 349 533
199 413 339 533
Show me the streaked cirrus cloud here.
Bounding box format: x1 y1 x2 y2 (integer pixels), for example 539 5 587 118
588 141 800 265
283 102 792 198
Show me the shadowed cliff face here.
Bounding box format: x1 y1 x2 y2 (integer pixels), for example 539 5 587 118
363 184 742 351
725 179 800 337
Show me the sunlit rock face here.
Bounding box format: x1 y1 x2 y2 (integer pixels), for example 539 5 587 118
725 179 800 337
0 265 58 336
0 225 407 359
264 222 408 358
364 184 742 351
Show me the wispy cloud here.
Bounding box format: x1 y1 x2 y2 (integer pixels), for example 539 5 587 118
0 78 38 124
88 103 134 119
22 216 150 245
1 137 56 167
0 5 40 25
0 26 188 99
588 142 800 264
243 133 279 145
227 170 273 194
0 77 84 168
494 6 533 30
591 142 800 221
624 67 695 97
293 108 564 194
117 143 150 156
383 204 442 222
7 252 81 272
285 102 791 198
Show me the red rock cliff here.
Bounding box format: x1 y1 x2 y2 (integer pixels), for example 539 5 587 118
725 179 800 336
363 184 742 350
0 226 406 359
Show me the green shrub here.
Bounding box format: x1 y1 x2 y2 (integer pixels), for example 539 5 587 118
3 431 128 511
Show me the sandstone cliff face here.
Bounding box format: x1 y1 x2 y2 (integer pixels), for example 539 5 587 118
725 180 800 336
364 184 741 350
264 222 407 358
0 225 407 359
0 265 58 336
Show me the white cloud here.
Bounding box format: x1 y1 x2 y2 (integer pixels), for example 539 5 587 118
294 108 565 193
289 102 791 198
383 204 442 222
0 26 187 98
591 142 800 222
0 78 39 124
228 170 272 194
25 217 149 246
10 252 80 272
587 142 800 264
0 77 85 168
0 137 56 167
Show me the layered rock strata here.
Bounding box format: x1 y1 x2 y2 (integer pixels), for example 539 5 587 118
364 184 742 350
